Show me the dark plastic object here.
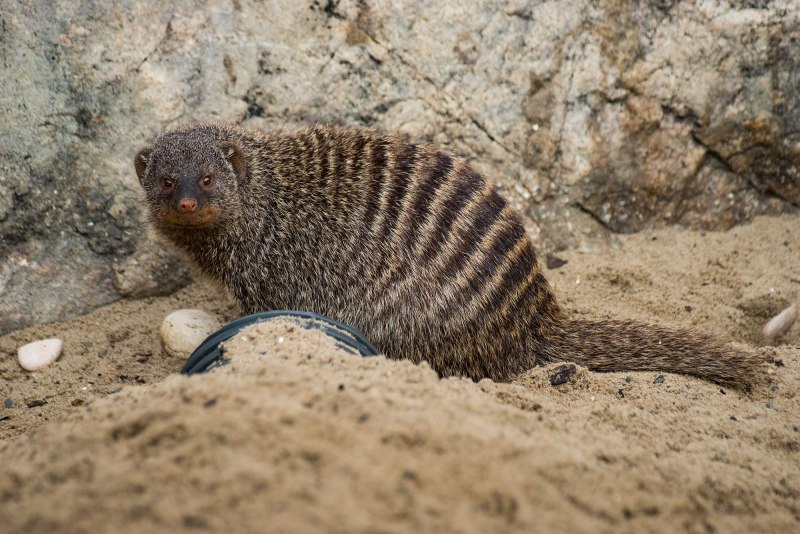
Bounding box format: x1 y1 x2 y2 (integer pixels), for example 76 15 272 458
181 310 380 375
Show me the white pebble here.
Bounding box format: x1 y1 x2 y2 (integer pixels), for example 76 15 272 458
762 304 797 339
18 338 63 371
160 309 221 358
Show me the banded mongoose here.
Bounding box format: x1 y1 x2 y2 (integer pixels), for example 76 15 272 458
134 122 761 387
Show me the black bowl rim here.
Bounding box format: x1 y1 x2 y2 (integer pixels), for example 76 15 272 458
180 310 380 375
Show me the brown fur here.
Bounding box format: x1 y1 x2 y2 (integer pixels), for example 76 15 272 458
135 122 763 387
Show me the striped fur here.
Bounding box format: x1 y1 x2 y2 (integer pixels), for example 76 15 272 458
135 122 763 387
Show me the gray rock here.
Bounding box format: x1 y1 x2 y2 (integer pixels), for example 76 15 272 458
549 364 577 386
113 238 191 299
1 0 799 333
0 237 119 334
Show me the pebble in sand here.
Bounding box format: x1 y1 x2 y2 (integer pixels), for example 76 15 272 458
763 303 797 339
18 339 63 371
160 309 222 358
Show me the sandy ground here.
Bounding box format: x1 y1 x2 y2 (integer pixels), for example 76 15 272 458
0 215 798 534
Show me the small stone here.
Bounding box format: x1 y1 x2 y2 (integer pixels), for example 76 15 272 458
402 469 418 480
4 399 13 408
549 364 577 385
182 515 209 529
160 309 222 359
730 416 738 421
653 375 665 384
26 399 47 408
17 338 63 371
71 398 84 406
545 253 568 270
762 304 797 339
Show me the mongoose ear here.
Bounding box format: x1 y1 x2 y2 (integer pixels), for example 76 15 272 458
134 147 153 184
217 141 246 182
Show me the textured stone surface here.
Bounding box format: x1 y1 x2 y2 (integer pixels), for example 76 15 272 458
1 0 798 333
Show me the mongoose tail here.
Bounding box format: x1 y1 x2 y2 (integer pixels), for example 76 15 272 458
543 318 762 388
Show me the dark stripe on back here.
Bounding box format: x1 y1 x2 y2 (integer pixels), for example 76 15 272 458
379 151 455 289
332 137 345 193
342 132 370 226
404 152 453 243
330 136 348 224
361 139 389 235
535 287 558 319
314 128 331 193
480 230 536 317
476 217 527 283
505 250 540 319
295 134 313 185
335 133 371 273
378 142 417 244
349 133 369 185
306 129 329 217
440 187 507 281
419 166 484 265
371 142 418 281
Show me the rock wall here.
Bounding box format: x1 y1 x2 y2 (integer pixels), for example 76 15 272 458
1 0 798 333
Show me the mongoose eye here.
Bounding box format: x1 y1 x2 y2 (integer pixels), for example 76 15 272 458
161 177 174 192
200 174 215 188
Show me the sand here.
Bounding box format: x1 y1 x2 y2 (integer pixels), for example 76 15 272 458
0 215 798 534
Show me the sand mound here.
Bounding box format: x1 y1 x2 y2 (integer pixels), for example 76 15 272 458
1 215 798 533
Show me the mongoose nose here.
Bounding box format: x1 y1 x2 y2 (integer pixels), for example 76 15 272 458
177 198 197 213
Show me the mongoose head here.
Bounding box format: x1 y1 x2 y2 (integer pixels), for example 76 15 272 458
134 129 246 231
